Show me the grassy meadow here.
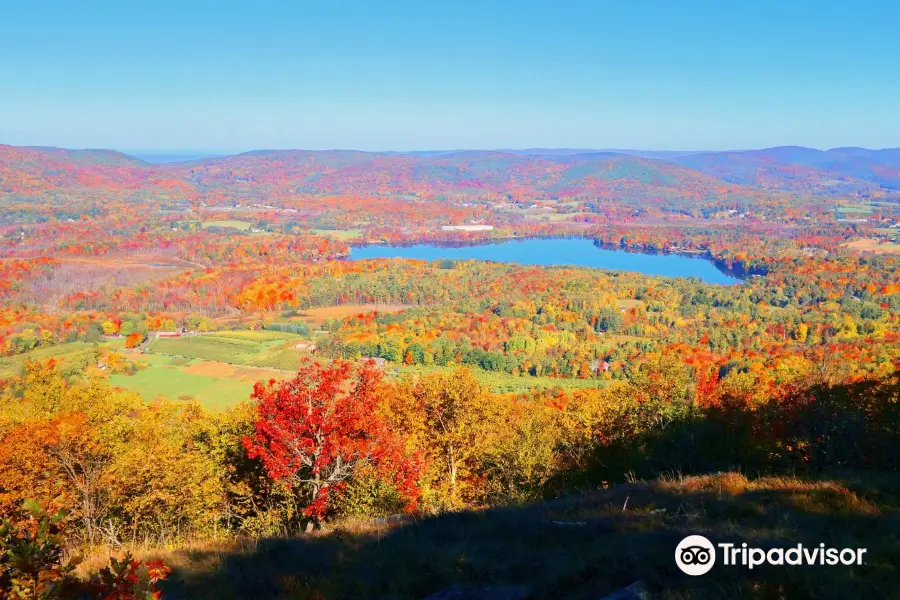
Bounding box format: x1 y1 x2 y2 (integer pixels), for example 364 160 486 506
146 330 300 363
0 341 98 379
200 220 253 230
110 364 256 408
113 331 306 408
309 227 363 240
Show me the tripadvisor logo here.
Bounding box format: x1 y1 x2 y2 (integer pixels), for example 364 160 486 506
675 535 867 576
676 535 716 576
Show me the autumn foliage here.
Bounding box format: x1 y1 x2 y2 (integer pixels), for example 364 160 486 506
0 500 170 599
243 359 423 523
4 142 900 597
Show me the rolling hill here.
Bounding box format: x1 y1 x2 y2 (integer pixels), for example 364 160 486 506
2 143 898 203
672 146 900 192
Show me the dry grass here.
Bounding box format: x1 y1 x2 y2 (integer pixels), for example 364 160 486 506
292 303 409 325
181 360 291 382
655 472 883 518
77 538 244 581
86 472 899 599
55 254 188 269
842 238 900 254
656 473 881 514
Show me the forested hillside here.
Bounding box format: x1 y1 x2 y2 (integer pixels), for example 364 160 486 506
1 144 899 599
4 144 899 203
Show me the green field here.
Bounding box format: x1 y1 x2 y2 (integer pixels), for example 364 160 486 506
201 220 253 230
146 331 302 364
208 330 299 342
310 228 363 240
834 205 874 215
110 364 255 409
0 333 306 409
129 331 308 407
0 341 97 378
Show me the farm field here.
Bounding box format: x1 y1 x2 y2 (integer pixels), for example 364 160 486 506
110 357 295 409
146 330 304 364
834 205 874 215
843 238 900 254
110 363 256 409
0 332 307 409
0 341 97 378
200 220 253 230
286 303 410 326
310 228 363 239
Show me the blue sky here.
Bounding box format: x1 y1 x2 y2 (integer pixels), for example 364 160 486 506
1 0 898 152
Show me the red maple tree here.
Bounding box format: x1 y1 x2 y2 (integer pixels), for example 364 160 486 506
243 359 423 524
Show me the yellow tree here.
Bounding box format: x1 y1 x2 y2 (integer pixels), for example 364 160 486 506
381 369 496 507
107 402 225 543
480 399 562 504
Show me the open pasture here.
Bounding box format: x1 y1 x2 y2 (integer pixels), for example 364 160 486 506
0 341 96 378
110 360 270 409
146 330 302 364
200 220 253 230
310 228 362 240
843 238 900 254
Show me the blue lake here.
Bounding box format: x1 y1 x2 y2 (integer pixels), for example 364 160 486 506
349 238 743 285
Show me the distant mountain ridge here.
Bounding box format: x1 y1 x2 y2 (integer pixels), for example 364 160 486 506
671 146 900 191
1 143 898 200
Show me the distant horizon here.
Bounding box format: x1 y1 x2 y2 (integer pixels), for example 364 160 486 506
8 142 900 159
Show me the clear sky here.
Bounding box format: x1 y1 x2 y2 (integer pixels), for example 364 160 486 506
1 0 898 152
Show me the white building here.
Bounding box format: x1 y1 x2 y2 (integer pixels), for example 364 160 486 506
440 225 495 232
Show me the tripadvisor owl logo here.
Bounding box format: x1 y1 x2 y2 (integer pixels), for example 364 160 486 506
675 535 868 576
675 535 716 576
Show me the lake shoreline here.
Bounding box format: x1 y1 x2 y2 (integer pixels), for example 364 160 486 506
346 236 747 285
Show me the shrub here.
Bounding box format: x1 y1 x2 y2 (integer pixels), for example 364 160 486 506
0 500 171 599
0 500 80 598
